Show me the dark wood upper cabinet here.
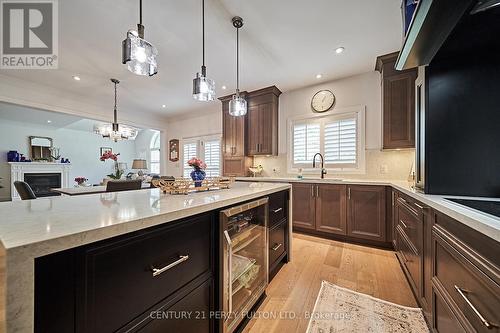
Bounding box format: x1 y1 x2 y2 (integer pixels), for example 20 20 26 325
376 52 417 149
246 86 281 156
291 183 316 230
220 94 247 158
316 184 347 235
346 185 386 242
220 93 252 176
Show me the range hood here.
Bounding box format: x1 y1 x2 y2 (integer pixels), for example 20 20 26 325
395 0 496 70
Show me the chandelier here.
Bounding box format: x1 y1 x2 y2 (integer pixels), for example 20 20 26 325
94 79 138 142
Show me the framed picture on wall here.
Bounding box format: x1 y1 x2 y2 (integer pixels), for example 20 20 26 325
169 139 179 162
100 147 112 156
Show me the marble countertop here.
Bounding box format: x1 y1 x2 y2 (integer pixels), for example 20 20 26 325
236 177 500 242
0 181 291 332
0 181 290 253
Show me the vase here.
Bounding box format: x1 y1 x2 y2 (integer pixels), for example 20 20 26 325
7 151 19 162
190 168 206 187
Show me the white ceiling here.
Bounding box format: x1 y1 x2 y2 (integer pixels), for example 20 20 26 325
0 102 144 132
0 0 402 118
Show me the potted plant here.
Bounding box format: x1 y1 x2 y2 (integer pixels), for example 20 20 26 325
187 157 207 187
100 151 123 180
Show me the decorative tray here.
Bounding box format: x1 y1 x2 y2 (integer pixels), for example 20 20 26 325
152 177 234 195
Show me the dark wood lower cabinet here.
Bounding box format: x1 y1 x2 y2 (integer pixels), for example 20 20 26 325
392 189 500 333
346 185 386 242
291 183 316 230
316 184 347 235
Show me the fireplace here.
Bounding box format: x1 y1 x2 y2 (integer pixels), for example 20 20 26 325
24 173 62 197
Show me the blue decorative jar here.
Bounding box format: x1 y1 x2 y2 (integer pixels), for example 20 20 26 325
7 151 19 162
190 167 206 187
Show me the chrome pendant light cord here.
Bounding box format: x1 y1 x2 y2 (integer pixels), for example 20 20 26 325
236 27 239 93
113 80 117 124
202 0 205 67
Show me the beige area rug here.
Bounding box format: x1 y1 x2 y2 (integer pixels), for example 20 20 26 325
306 281 430 333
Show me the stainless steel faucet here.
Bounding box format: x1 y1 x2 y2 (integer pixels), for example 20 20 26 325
312 153 327 179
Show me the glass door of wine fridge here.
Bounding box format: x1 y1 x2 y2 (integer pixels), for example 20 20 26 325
221 197 268 333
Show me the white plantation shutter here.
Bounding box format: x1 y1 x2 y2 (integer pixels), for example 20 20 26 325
324 117 357 166
293 123 320 165
183 142 197 178
291 111 361 170
204 140 221 177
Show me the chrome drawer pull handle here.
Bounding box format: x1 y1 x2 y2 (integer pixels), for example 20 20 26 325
151 255 189 277
272 208 283 213
414 203 426 210
272 243 282 251
454 285 493 329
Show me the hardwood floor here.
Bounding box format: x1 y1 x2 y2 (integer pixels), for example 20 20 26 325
244 233 417 333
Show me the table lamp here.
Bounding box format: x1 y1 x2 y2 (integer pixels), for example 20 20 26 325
132 159 148 177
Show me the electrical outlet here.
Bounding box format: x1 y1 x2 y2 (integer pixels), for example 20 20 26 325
273 167 280 174
380 164 388 174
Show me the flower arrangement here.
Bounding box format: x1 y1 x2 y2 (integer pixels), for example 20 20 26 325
100 152 123 179
188 157 207 170
74 177 88 186
187 157 206 187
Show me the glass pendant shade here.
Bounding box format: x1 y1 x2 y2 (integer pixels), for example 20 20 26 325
229 92 247 116
193 72 215 101
122 30 158 76
94 124 139 142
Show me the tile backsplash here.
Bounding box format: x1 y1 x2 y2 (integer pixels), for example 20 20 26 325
253 149 415 180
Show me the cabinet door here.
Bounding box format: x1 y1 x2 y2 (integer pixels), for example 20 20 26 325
258 103 274 155
223 157 248 177
247 105 260 156
233 109 246 156
316 184 347 235
383 71 417 149
347 185 386 241
292 183 315 230
222 104 234 156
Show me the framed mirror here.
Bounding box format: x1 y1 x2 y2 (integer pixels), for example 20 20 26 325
29 136 53 161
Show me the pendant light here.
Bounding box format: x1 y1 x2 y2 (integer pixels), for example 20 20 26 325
122 0 158 76
192 0 215 101
229 16 247 116
95 79 138 142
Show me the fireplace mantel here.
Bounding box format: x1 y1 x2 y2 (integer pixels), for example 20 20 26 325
9 162 71 200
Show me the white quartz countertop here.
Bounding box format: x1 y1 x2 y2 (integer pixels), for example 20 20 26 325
0 182 290 253
236 177 500 242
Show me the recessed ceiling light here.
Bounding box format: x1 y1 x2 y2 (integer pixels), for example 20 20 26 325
335 46 345 54
72 75 81 81
316 74 323 79
47 120 52 123
161 104 166 108
222 85 227 90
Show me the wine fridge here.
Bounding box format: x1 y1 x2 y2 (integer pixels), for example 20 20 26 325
220 197 268 333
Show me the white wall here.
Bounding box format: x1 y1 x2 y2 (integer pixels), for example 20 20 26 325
0 120 155 200
165 106 221 177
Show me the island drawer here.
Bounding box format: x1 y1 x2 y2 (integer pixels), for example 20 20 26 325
269 219 286 266
78 213 213 333
269 190 287 228
433 229 500 332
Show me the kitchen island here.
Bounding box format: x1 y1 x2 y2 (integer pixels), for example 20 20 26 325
0 181 291 332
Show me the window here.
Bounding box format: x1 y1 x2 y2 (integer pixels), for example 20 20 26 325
182 136 222 178
289 107 365 172
150 131 161 174
204 140 221 177
183 141 198 178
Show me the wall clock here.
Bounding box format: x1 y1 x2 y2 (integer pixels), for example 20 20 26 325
311 90 335 112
